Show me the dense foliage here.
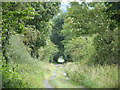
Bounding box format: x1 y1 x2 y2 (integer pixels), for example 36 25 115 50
61 2 119 65
1 1 119 88
2 2 60 88
50 13 65 62
62 2 119 88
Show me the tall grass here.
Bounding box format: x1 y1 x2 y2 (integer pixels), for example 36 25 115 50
65 62 118 88
15 60 55 88
2 34 55 88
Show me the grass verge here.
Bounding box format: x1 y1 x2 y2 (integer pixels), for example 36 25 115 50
2 34 56 88
64 62 118 88
49 65 83 88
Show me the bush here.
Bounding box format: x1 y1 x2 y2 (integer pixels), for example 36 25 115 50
93 28 119 65
38 39 58 62
63 36 95 63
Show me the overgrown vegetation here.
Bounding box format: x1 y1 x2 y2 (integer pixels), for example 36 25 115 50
50 13 65 62
62 2 119 64
62 2 119 88
65 62 118 88
1 1 119 88
2 34 56 88
2 2 60 88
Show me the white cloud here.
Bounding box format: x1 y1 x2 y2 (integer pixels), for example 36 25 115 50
60 0 70 12
60 0 93 12
85 0 93 2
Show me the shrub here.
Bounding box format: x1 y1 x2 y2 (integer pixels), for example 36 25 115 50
38 39 58 62
63 36 95 63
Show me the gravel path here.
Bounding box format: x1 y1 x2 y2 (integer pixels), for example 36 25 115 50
43 64 61 88
43 64 84 88
43 80 54 88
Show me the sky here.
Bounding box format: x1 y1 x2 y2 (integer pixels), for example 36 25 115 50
60 0 93 12
60 0 69 12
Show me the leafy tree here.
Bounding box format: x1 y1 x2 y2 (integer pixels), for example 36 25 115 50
2 2 60 88
25 2 60 58
105 2 120 23
62 2 119 64
2 2 37 88
50 13 65 62
2 2 36 64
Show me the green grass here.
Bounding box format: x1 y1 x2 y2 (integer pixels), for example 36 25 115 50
64 62 118 88
2 59 55 88
50 77 77 88
2 34 56 88
15 60 55 88
49 65 83 88
2 34 118 88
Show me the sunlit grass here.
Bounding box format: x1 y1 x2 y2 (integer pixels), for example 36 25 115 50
49 65 83 88
65 62 118 88
2 35 56 88
15 60 55 88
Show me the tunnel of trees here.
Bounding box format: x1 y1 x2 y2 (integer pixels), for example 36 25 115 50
1 1 119 88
